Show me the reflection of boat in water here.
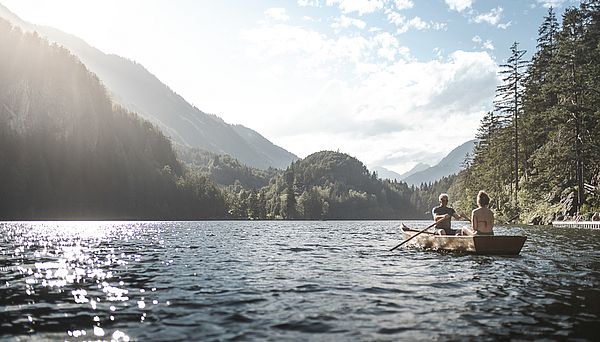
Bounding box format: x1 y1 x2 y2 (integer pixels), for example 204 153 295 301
400 223 527 255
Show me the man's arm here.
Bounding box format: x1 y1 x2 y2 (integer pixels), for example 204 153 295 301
435 214 450 222
453 212 470 221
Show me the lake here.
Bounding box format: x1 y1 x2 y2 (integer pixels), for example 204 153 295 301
1 220 599 341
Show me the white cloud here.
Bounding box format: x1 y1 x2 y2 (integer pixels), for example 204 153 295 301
386 10 432 34
374 32 401 61
265 8 290 22
242 23 378 78
331 15 367 32
407 16 429 30
242 14 418 74
393 0 414 10
242 20 497 166
237 7 499 169
472 7 503 26
536 0 568 8
472 35 494 50
298 0 321 7
326 0 386 15
276 51 497 167
432 22 448 31
497 21 512 29
386 9 406 26
445 0 473 12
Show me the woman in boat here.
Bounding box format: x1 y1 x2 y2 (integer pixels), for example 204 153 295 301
462 191 494 236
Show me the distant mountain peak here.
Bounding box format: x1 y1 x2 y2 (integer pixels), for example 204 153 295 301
371 166 403 181
398 162 430 180
403 139 477 186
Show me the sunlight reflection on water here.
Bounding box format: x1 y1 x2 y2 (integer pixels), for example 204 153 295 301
1 221 599 341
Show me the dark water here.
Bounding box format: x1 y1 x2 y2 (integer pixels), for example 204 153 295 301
1 221 599 341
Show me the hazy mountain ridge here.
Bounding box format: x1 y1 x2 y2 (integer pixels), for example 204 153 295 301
176 145 278 189
0 18 227 219
403 139 476 186
0 4 298 170
371 166 403 181
398 162 430 180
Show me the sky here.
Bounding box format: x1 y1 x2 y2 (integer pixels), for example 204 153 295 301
1 0 580 174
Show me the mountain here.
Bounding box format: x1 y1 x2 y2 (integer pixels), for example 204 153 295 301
0 4 298 170
256 151 421 219
231 124 298 169
398 162 430 180
0 18 226 219
176 145 278 189
403 140 476 186
372 163 430 181
371 166 403 181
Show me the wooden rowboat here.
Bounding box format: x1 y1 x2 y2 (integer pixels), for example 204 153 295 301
400 223 527 255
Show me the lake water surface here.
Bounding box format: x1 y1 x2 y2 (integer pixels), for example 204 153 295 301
1 221 599 341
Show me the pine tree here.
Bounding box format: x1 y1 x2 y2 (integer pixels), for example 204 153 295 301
522 7 560 171
494 42 528 207
282 167 297 219
551 5 598 210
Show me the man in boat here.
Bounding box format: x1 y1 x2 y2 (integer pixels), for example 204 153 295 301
432 193 469 235
463 191 495 236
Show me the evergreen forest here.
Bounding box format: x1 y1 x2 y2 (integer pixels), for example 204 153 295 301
449 2 600 224
0 19 226 219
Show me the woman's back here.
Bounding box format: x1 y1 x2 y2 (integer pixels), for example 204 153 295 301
472 206 494 234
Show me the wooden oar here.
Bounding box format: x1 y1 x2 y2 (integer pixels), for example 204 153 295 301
506 213 520 224
389 216 450 252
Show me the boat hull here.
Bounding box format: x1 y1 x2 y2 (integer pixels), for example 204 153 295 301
401 224 527 255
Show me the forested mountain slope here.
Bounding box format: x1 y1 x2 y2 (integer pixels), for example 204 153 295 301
254 151 422 219
450 4 600 224
176 146 278 189
0 19 226 219
0 3 298 170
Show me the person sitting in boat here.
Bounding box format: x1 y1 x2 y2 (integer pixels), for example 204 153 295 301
432 193 469 235
460 191 495 236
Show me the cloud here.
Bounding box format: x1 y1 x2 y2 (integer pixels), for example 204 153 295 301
241 10 498 170
265 8 290 22
326 0 386 15
374 31 404 61
445 0 473 12
385 10 434 34
298 0 321 7
497 21 511 29
536 0 568 8
393 0 414 10
331 15 367 32
472 35 494 50
241 19 413 76
472 7 503 26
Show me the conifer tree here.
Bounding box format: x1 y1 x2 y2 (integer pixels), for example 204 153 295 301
550 4 600 210
494 42 528 207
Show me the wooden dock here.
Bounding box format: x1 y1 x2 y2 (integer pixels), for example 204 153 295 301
552 221 600 229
